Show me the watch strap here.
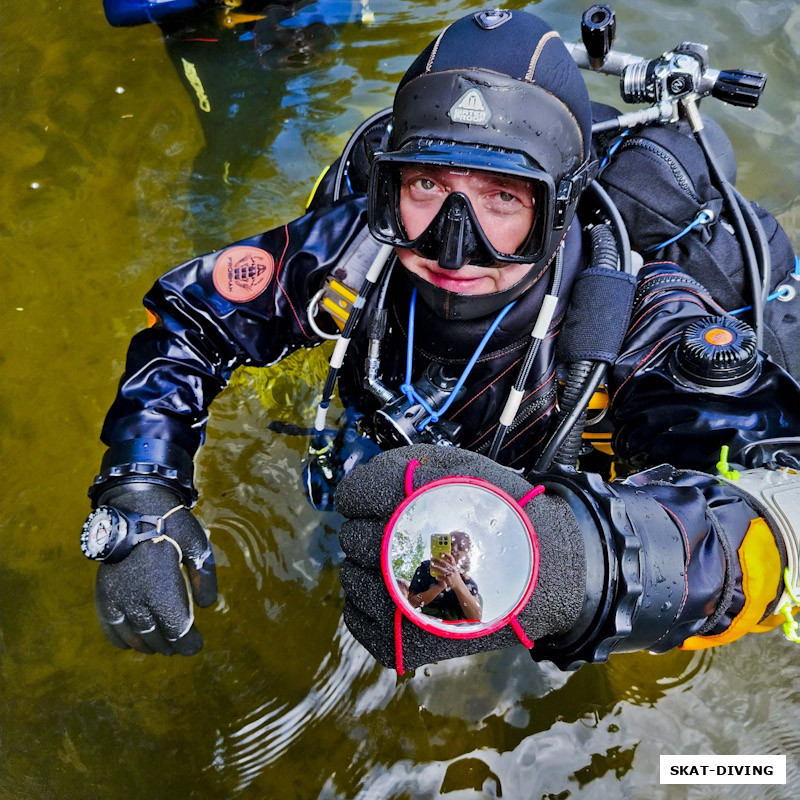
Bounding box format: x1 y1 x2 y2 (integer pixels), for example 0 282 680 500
126 504 185 546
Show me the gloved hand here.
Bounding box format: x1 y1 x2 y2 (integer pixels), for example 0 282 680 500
335 444 587 672
94 485 217 656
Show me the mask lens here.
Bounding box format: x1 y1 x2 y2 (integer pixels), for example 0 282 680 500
399 166 537 254
368 160 405 241
368 156 549 265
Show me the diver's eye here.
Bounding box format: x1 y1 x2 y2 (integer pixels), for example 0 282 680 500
499 191 516 202
403 175 445 202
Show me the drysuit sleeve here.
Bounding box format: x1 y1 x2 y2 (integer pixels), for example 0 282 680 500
532 464 791 668
607 261 800 473
91 196 369 503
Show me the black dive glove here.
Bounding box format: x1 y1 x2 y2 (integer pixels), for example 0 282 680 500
335 445 587 672
92 485 217 656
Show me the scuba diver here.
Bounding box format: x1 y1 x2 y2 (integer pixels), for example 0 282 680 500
80 8 800 673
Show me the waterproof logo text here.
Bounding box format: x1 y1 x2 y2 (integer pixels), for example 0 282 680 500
448 89 492 126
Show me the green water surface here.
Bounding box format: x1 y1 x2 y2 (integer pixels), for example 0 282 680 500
1 1 798 798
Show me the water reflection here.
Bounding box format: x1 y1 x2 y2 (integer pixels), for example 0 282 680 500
322 646 714 798
209 617 386 792
156 4 361 250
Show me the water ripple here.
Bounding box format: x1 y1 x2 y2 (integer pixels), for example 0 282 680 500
210 617 384 792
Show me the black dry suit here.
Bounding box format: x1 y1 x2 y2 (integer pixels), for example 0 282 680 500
92 122 800 662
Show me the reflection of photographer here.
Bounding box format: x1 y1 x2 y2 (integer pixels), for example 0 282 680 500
407 532 482 622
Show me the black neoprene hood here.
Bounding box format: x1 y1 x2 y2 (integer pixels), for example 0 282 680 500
391 11 592 160
367 9 595 319
390 69 587 179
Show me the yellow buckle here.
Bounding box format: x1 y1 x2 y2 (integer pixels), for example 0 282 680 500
320 278 358 331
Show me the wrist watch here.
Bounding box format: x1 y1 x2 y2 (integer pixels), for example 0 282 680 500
80 505 182 563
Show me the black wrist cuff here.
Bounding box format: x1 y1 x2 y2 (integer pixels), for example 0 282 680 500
532 472 687 670
88 438 197 508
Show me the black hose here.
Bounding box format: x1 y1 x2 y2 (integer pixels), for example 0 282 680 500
589 221 621 271
486 246 564 461
586 182 633 274
544 223 619 470
592 118 625 135
374 254 396 310
534 362 607 472
694 126 764 348
363 258 398 402
731 184 772 307
551 361 595 468
314 255 393 448
517 250 565 382
332 107 392 201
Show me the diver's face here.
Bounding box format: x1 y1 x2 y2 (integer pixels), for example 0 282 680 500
396 166 537 295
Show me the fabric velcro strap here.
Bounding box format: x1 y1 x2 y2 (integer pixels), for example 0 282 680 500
556 267 638 364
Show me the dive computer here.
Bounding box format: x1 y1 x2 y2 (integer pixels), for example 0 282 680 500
80 505 182 563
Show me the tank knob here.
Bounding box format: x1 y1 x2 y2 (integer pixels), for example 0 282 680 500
581 4 616 70
674 315 758 388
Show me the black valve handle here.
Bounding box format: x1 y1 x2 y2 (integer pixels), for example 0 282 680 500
581 4 616 69
712 69 767 108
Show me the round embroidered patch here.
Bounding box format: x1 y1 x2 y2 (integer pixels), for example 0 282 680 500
212 246 274 303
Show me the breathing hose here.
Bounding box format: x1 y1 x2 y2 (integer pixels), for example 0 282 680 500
533 223 618 471
540 362 607 472
533 213 624 472
486 247 564 461
332 108 393 202
731 184 772 308
692 123 764 348
586 182 633 275
312 245 394 449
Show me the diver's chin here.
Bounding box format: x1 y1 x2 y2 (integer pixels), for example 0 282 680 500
406 268 532 321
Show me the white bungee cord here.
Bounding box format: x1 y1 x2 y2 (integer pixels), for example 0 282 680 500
312 243 394 440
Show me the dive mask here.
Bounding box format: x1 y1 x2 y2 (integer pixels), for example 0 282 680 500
368 140 553 269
